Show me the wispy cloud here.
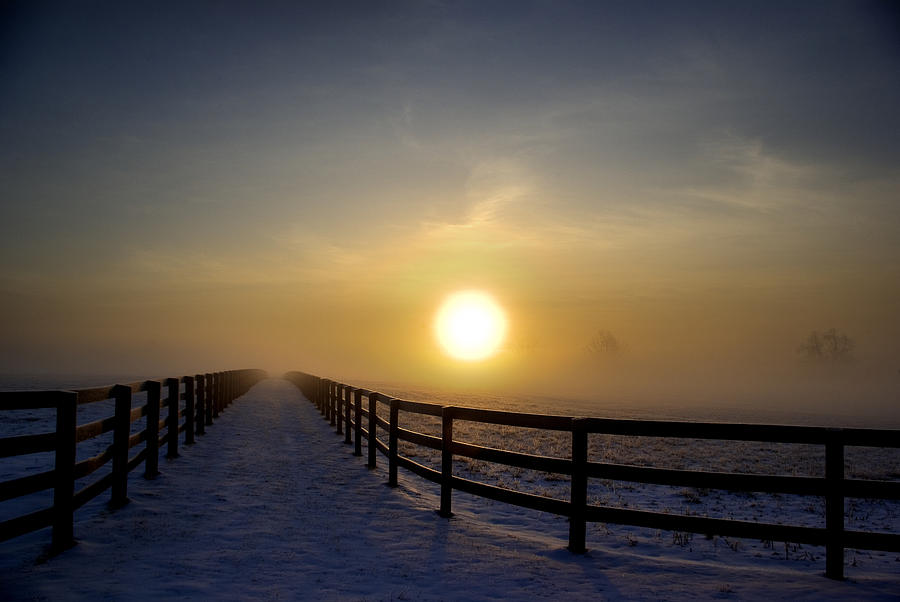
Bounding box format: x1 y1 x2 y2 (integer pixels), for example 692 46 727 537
672 133 822 214
463 158 535 226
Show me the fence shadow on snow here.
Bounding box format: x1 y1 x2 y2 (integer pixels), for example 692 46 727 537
3 368 897 583
285 370 900 581
0 369 266 552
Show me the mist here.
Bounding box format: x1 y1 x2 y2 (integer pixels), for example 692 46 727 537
2 1 899 428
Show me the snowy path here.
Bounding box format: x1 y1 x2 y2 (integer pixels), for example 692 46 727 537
2 379 897 600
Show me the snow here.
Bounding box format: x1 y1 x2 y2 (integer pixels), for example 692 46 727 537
1 379 898 600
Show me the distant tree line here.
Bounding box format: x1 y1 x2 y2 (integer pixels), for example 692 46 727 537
586 329 622 357
581 327 857 365
581 327 857 364
798 328 854 362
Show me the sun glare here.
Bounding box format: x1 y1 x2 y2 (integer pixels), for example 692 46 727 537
435 290 508 361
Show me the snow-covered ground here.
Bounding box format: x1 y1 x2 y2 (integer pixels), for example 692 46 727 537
1 379 898 600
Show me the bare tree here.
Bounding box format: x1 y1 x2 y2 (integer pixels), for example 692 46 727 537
586 329 622 356
798 328 854 361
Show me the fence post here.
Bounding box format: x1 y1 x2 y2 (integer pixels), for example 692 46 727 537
367 392 378 469
51 391 77 552
825 429 845 580
203 373 212 426
330 383 338 428
336 384 344 435
213 371 219 417
206 373 215 420
440 406 454 517
389 399 399 487
145 381 161 479
209 373 216 420
327 381 332 423
344 386 353 445
195 375 206 435
569 418 588 554
354 388 363 456
219 371 226 412
213 372 221 418
184 376 195 444
111 384 132 507
218 372 224 413
318 379 325 415
166 378 180 459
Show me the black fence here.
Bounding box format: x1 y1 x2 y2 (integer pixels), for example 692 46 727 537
285 370 900 580
0 369 267 551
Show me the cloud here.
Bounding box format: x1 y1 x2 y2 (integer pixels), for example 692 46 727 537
673 132 821 214
463 158 535 226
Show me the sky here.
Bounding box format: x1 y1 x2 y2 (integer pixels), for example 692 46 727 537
1 1 899 415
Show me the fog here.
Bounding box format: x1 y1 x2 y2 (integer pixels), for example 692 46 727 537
2 2 898 428
3 273 896 428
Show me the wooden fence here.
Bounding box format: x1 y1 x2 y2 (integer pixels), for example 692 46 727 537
0 369 266 551
285 370 900 580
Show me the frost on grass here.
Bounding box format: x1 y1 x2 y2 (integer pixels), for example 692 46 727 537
379 385 900 573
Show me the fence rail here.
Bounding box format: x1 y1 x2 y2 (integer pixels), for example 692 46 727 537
285 370 900 581
0 368 266 551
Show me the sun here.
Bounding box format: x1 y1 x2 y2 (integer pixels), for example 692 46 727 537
434 290 508 361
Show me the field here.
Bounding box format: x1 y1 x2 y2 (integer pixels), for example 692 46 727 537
361 381 900 573
2 377 899 598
